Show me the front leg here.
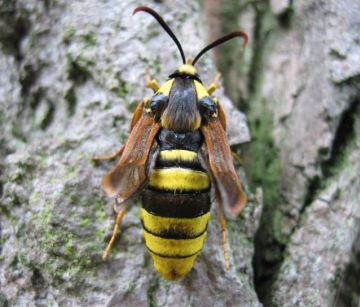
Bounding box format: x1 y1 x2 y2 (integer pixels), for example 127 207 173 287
207 73 222 95
145 70 160 93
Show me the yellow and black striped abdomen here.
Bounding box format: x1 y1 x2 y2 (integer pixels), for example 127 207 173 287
141 149 211 280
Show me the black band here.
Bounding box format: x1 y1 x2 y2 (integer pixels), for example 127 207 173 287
141 189 211 218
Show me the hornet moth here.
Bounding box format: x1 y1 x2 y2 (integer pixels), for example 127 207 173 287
93 6 248 281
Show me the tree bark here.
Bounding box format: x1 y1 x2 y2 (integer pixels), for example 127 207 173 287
0 1 259 306
209 0 360 306
1 0 359 306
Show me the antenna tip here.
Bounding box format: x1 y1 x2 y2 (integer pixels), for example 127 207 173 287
241 32 249 47
131 5 186 64
233 31 248 48
133 6 148 15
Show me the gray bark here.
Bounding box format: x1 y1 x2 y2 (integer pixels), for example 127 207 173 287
1 0 360 306
212 0 360 306
0 1 259 306
264 2 360 306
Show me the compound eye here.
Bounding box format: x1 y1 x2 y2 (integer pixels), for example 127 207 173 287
199 97 217 118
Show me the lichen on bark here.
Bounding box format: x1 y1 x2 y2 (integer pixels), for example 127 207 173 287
2 0 359 305
214 0 360 305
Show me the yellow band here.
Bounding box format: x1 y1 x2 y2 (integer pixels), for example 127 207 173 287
159 149 198 162
149 168 210 191
141 209 210 237
143 229 207 257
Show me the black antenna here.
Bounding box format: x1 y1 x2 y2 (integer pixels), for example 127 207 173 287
193 31 248 65
133 6 186 64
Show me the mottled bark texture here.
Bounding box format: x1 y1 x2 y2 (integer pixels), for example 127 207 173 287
1 0 359 306
0 1 259 306
208 0 360 306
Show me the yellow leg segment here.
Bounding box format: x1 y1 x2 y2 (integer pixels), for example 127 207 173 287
231 150 243 166
102 206 127 260
145 70 160 92
207 73 222 95
218 209 230 270
92 146 124 162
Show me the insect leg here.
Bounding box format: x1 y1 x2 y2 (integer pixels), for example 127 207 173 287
102 204 127 260
218 208 230 270
207 73 222 95
145 69 160 92
92 146 125 162
231 151 243 166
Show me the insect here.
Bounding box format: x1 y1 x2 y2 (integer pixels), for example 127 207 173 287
93 6 248 281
